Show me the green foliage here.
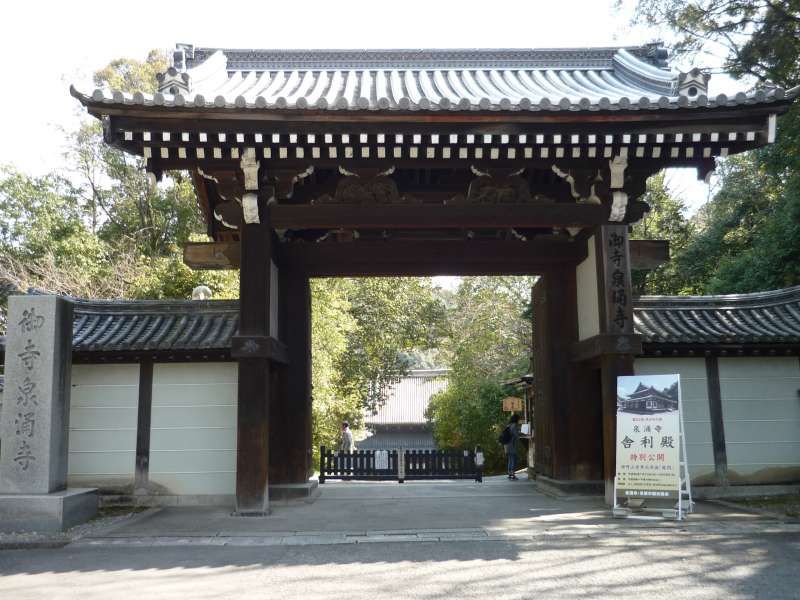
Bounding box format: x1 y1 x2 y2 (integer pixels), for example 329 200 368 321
311 279 358 454
628 0 800 295
628 0 800 86
630 172 695 295
427 277 533 472
333 277 447 415
93 50 168 94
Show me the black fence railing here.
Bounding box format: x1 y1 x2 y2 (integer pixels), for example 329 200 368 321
319 447 399 483
319 446 483 483
403 449 482 482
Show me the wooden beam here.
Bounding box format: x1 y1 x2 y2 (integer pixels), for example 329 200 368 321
184 241 241 269
96 103 789 128
270 203 611 230
282 239 588 276
571 334 643 363
630 239 670 270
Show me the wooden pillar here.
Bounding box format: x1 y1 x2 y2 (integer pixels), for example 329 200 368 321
286 272 313 481
270 269 313 484
595 225 637 504
134 359 153 493
705 356 729 486
232 173 272 514
531 270 580 480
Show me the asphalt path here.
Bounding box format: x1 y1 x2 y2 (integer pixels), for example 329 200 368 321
2 529 799 599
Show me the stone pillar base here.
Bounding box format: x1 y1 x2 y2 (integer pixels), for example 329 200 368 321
0 488 97 532
536 476 604 498
269 481 320 504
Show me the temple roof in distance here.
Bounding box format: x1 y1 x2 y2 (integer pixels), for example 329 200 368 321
71 43 799 114
1 286 799 360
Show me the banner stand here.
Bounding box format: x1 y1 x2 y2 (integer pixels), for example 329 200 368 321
612 374 693 521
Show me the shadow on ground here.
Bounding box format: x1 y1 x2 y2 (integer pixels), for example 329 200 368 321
1 478 797 599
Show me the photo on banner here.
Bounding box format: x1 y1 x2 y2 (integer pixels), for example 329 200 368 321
615 374 681 502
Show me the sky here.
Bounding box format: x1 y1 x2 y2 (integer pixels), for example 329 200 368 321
0 0 739 214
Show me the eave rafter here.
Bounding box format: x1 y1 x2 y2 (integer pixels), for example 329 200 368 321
82 97 791 245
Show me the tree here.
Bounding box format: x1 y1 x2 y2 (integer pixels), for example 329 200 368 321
333 277 447 415
309 277 447 457
630 172 695 295
628 0 800 294
427 276 533 472
628 0 800 85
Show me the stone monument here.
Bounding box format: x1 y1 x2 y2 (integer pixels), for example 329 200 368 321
0 295 97 532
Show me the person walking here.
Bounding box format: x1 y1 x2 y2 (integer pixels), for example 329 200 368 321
504 414 520 480
340 421 355 454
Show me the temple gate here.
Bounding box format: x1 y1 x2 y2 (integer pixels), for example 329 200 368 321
72 44 797 512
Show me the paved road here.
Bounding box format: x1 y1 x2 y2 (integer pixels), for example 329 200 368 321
2 529 799 599
2 479 799 599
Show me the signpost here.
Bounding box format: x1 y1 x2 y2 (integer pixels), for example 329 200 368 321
502 397 524 412
612 373 691 520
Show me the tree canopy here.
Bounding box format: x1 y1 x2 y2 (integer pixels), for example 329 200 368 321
626 0 800 295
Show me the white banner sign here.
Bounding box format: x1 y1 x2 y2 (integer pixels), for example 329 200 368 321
615 374 681 500
374 450 389 470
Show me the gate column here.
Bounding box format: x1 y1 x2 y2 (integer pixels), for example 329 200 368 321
595 225 639 504
269 268 314 498
231 152 272 515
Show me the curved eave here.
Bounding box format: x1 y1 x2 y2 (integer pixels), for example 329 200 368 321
70 83 799 119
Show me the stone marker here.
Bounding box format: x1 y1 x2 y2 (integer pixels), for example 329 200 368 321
0 295 97 532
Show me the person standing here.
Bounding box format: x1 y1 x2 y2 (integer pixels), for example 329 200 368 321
340 421 355 454
505 414 520 480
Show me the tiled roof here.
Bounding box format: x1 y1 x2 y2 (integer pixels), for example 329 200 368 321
634 286 800 345
70 44 798 114
358 430 436 451
366 370 449 426
69 297 239 354
2 287 799 359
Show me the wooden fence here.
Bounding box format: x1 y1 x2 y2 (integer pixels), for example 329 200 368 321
319 446 482 483
403 449 482 482
319 447 399 483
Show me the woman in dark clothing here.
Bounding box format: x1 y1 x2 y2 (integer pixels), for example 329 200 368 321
505 414 520 480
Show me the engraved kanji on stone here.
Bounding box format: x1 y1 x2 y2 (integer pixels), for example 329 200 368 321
18 340 41 371
18 308 45 332
608 233 625 249
611 269 625 289
13 440 36 470
611 288 628 307
16 377 39 407
613 306 628 329
15 412 35 438
610 249 624 268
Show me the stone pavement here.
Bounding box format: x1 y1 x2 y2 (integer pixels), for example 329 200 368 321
3 477 800 599
71 476 799 547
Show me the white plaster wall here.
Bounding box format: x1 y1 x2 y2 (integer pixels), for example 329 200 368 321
718 357 800 483
67 364 139 489
635 358 715 484
575 235 600 341
149 362 237 495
